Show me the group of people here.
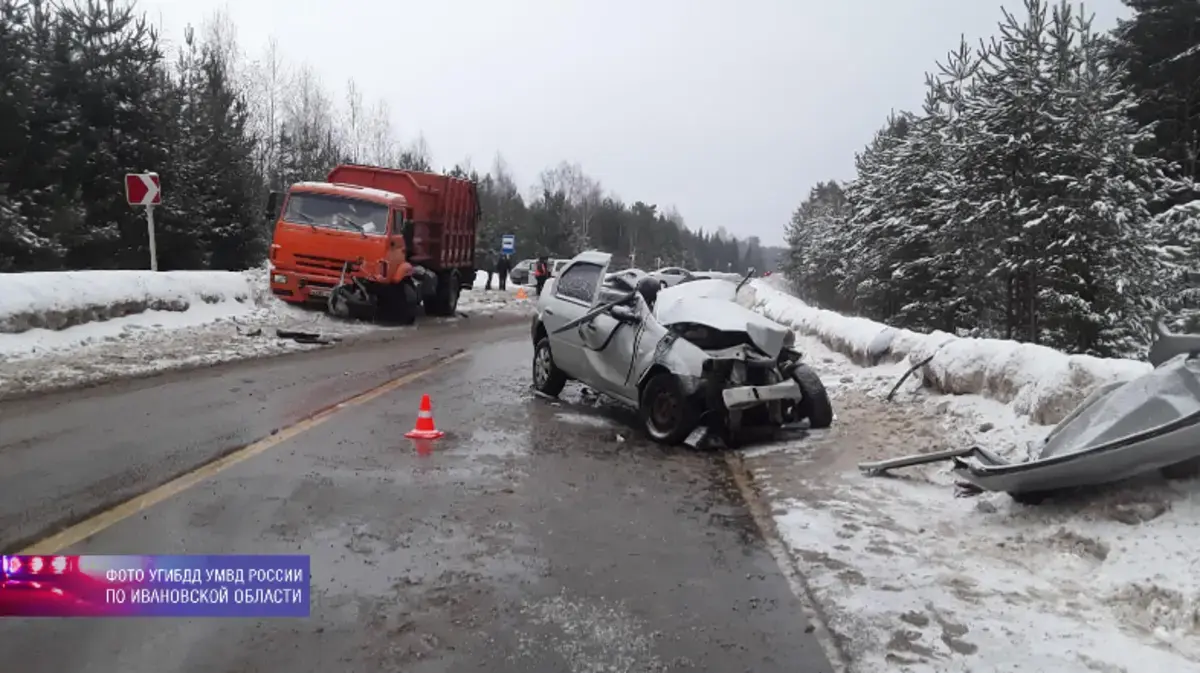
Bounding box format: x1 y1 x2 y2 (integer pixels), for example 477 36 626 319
480 251 552 296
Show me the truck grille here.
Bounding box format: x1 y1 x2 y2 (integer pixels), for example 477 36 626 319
293 254 357 273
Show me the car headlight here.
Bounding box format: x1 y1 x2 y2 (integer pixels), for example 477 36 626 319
272 273 287 284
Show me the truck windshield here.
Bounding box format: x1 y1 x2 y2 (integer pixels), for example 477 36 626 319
282 193 389 235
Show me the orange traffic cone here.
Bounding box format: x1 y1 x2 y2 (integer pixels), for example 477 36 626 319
515 287 527 300
405 394 444 440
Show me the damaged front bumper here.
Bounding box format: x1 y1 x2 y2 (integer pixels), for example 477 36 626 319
721 379 802 409
685 346 804 446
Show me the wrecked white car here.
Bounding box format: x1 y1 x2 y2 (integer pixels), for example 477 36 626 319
530 251 833 447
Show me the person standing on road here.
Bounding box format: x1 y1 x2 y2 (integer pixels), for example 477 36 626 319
496 254 511 291
479 249 495 290
534 255 550 296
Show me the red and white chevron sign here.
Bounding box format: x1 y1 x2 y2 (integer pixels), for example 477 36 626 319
125 172 161 206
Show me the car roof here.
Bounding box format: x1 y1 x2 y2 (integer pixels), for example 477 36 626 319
569 250 611 267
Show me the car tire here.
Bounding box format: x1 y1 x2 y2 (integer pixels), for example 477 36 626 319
793 364 834 429
639 373 700 445
532 337 567 397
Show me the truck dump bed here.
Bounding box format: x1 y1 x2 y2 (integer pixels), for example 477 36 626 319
325 164 479 269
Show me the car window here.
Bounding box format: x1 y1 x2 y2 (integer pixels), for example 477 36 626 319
554 262 604 303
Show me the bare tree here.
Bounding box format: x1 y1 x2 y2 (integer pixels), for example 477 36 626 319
663 205 684 228
201 9 246 90
344 78 363 163
538 161 602 251
400 133 432 170
364 99 395 166
247 37 287 187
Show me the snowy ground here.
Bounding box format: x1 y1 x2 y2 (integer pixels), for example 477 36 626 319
0 267 534 398
741 307 1200 671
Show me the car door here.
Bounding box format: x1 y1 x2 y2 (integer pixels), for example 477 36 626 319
543 256 610 378
577 294 646 405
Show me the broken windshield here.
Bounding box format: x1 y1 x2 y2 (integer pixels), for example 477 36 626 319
282 193 389 235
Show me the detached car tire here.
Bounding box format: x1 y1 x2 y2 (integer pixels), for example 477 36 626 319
640 373 700 445
532 337 567 397
793 364 834 429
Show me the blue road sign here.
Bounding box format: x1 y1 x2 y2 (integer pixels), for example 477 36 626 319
501 234 515 255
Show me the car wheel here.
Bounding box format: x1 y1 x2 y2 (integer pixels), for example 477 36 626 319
792 364 834 429
532 337 567 397
639 373 700 444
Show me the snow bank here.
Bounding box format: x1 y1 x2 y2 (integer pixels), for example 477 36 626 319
0 270 253 334
0 266 538 398
741 334 1200 672
739 279 1152 425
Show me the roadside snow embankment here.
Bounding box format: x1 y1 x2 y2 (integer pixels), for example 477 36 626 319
0 270 252 334
731 283 1200 672
739 279 1150 425
0 266 531 398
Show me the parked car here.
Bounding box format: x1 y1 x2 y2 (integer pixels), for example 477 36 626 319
650 266 697 287
510 259 536 285
605 268 654 293
530 251 833 447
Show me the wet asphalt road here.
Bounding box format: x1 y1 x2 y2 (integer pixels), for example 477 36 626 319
0 318 833 672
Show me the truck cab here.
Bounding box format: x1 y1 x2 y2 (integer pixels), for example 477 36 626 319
269 182 412 307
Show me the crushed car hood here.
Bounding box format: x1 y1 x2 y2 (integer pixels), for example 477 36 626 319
654 280 789 358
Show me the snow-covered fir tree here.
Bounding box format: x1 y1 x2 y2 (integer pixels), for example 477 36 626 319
785 0 1170 357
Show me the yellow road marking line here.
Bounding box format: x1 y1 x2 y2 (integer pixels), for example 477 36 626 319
20 350 468 555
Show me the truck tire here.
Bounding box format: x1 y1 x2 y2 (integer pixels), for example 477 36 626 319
379 280 417 326
425 271 460 316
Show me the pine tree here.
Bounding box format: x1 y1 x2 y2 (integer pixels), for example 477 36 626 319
842 114 911 320
0 0 54 271
783 181 853 312
1111 0 1200 191
1034 9 1165 355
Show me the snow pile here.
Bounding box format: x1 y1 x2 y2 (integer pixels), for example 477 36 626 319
741 333 1200 673
0 270 253 334
739 280 1152 424
0 266 533 398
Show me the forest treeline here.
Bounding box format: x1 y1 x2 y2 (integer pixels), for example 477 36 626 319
783 0 1200 358
0 0 767 275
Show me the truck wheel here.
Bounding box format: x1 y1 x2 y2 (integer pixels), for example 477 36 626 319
792 364 834 429
425 271 460 317
532 337 567 397
379 281 417 326
639 373 700 445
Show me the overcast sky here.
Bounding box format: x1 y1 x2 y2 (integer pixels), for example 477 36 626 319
139 0 1130 246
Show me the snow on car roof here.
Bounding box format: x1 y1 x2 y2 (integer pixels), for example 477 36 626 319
570 250 612 267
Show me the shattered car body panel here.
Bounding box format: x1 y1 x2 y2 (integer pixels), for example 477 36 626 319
860 351 1200 500
952 353 1200 494
532 255 829 445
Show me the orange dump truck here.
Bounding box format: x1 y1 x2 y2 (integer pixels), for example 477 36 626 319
267 164 479 323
